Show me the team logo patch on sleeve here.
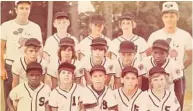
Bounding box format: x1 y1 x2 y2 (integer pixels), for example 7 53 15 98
79 68 84 74
175 69 180 75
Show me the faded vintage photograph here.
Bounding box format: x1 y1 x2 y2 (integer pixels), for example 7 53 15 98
0 1 192 111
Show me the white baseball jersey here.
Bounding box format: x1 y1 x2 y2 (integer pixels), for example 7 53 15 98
147 89 181 111
114 88 149 111
48 83 84 111
78 56 116 75
79 35 112 57
82 85 117 111
12 56 47 83
43 33 79 61
109 35 148 60
148 28 192 67
9 82 51 111
140 56 184 90
113 57 146 78
47 59 83 78
1 20 42 61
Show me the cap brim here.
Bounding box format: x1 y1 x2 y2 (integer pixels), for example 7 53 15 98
119 49 135 53
26 43 41 47
162 10 178 13
119 16 134 20
91 21 105 24
60 43 74 47
152 46 169 51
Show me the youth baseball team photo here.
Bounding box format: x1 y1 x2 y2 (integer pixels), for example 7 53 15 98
0 1 192 111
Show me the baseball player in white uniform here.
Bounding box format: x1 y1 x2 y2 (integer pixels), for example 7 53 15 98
109 12 148 61
7 62 51 111
48 62 84 111
114 66 149 111
140 40 184 107
147 66 181 111
79 13 111 58
12 38 47 88
1 2 42 109
79 38 115 86
113 41 146 89
46 37 83 89
82 65 118 111
147 2 192 69
43 12 79 63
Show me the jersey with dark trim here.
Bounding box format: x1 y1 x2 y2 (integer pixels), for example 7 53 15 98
79 34 112 57
140 56 184 90
9 82 51 111
109 35 148 60
48 83 84 111
43 33 79 61
82 85 117 111
11 56 47 83
147 89 181 111
114 88 149 111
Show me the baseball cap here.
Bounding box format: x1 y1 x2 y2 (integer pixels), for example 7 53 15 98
90 14 105 24
122 66 138 77
15 1 32 6
162 2 179 13
25 38 41 47
119 41 137 53
152 39 170 51
54 12 69 20
90 65 106 75
149 66 169 77
26 61 43 74
90 38 107 47
59 37 75 47
119 12 135 20
58 62 76 74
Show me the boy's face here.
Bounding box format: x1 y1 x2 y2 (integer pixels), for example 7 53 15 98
122 72 138 90
120 52 136 65
27 70 42 88
25 46 40 62
162 12 179 28
91 71 106 88
59 70 73 84
60 46 73 61
92 47 105 61
90 23 104 35
54 18 70 30
152 48 168 64
120 19 133 31
151 74 167 91
15 2 31 19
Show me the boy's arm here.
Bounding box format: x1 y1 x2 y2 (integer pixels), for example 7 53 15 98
7 96 17 111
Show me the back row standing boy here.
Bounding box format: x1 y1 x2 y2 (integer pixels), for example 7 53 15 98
1 1 42 110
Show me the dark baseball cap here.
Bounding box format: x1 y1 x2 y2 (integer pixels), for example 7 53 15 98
152 39 170 51
54 12 69 20
149 66 169 77
59 37 75 47
119 12 135 20
90 65 106 75
90 38 107 47
26 61 43 74
15 1 32 6
25 38 41 47
122 66 138 77
90 14 105 24
119 41 137 53
58 62 76 74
